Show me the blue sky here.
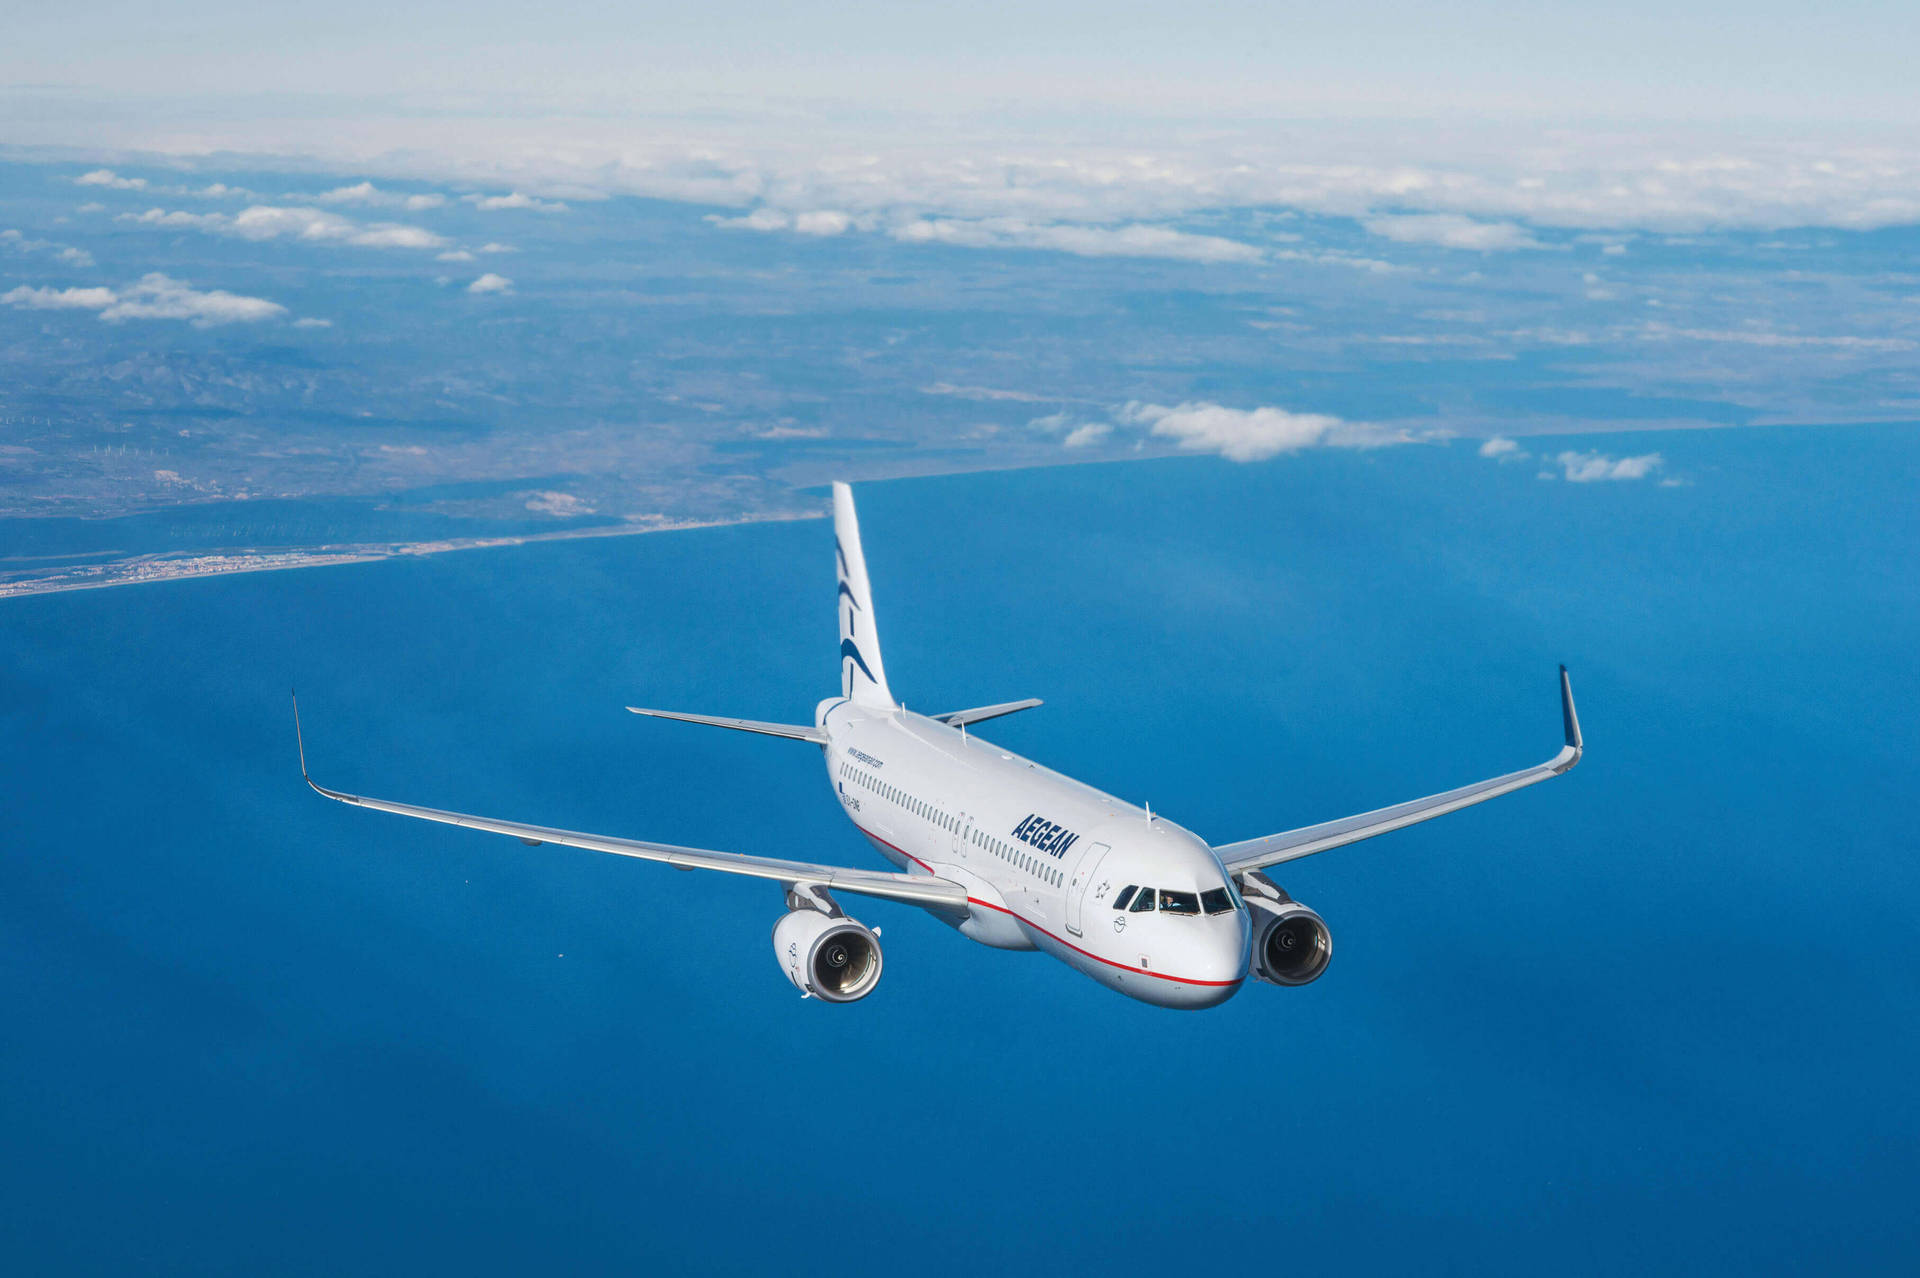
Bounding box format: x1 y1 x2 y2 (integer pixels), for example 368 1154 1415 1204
9 1 1920 124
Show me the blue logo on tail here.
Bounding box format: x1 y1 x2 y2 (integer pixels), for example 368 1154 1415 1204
840 638 877 683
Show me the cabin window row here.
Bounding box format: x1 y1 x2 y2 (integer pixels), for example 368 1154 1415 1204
842 765 1053 881
970 828 1061 887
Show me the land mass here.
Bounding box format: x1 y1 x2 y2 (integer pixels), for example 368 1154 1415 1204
0 510 824 599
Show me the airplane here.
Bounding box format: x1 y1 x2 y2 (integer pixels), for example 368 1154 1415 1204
295 481 1582 1009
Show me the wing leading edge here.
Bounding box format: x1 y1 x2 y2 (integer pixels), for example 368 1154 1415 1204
293 696 966 911
625 706 826 742
1216 667 1583 875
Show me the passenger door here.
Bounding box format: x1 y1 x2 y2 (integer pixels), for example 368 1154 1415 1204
1064 841 1112 938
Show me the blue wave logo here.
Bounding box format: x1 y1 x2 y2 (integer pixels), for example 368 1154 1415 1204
840 637 877 683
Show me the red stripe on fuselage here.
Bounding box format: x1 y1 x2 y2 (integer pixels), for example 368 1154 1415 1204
853 824 1240 989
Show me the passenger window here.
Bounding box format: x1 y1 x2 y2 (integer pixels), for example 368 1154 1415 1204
1129 887 1155 912
1201 887 1234 914
1160 890 1201 915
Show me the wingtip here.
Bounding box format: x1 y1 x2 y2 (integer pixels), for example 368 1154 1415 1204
290 689 312 783
1557 664 1583 757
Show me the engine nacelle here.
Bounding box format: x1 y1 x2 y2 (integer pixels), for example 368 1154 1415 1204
1240 873 1333 987
772 902 884 1003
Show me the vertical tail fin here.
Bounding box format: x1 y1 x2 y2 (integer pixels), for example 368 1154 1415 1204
833 482 895 708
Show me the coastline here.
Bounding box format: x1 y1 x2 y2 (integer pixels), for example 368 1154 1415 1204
0 509 826 600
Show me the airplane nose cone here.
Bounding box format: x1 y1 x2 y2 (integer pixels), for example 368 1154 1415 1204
1172 913 1252 1009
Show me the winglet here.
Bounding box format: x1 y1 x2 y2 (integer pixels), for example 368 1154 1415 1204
291 688 341 799
292 688 311 782
1555 665 1583 772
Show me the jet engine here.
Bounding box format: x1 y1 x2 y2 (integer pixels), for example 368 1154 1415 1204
1239 872 1333 987
772 896 884 1003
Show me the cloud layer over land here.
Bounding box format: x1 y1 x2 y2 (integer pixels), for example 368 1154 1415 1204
118 204 447 250
3 273 287 325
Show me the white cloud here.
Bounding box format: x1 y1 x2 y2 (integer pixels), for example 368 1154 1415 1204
713 208 792 232
478 242 515 253
344 224 444 249
922 382 1051 403
1 229 95 268
464 191 567 212
1365 213 1543 250
33 118 1920 238
467 272 513 294
436 249 476 262
120 207 226 229
311 181 381 204
309 181 447 210
3 274 287 326
2 284 119 311
716 205 1259 263
793 210 852 235
75 201 105 214
1062 423 1112 448
74 169 145 190
292 317 332 328
525 490 593 516
1479 436 1528 460
1117 401 1379 462
117 204 447 250
1552 450 1665 482
888 217 1262 264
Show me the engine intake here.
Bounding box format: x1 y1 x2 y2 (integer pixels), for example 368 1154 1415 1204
773 902 884 1003
1240 872 1333 987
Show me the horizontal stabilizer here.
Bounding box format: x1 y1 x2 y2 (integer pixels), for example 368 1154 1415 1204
626 706 826 743
933 698 1044 728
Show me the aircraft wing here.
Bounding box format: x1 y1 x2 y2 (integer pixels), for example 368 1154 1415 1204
626 705 826 743
1216 667 1583 875
294 699 967 911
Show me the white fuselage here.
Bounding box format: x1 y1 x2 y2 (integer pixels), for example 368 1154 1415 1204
816 697 1252 1008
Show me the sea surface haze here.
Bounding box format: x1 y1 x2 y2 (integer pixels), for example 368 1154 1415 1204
1 427 1915 1275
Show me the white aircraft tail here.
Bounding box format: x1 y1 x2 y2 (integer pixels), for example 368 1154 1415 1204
834 482 895 708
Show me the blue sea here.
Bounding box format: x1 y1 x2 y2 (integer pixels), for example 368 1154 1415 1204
2 428 1915 1275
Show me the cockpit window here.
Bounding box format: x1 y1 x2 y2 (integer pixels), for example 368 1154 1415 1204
1128 886 1156 913
1159 889 1201 915
1112 885 1137 910
1200 887 1234 915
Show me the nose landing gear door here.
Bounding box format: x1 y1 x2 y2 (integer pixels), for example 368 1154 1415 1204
1064 841 1112 938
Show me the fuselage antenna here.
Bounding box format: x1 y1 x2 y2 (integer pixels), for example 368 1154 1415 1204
1145 800 1153 824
